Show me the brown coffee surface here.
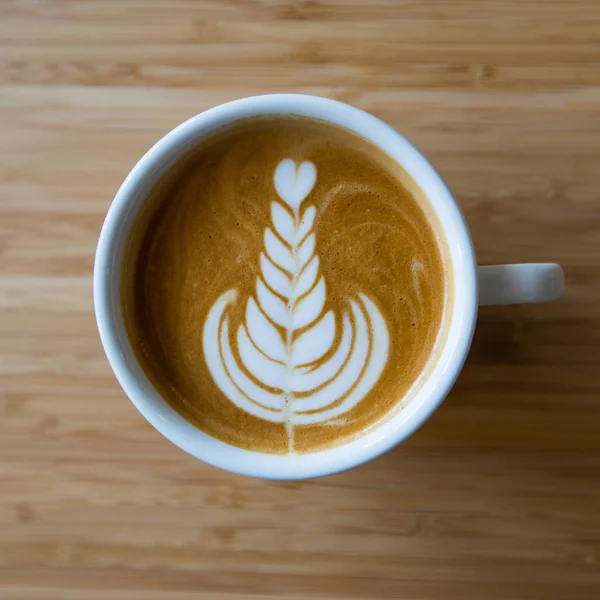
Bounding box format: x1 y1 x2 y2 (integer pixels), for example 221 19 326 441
123 117 447 454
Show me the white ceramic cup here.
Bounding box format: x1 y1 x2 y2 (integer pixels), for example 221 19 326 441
94 94 564 479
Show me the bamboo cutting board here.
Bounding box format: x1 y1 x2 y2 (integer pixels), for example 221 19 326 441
1 1 599 599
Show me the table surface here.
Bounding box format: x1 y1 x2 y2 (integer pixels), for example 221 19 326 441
1 1 600 599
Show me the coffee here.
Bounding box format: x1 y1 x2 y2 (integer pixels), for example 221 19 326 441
123 117 447 454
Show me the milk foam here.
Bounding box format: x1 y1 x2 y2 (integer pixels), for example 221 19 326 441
202 159 390 452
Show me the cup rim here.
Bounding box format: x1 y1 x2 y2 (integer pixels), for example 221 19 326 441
94 93 477 479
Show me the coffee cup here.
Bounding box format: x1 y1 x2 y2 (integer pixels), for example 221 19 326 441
94 94 564 479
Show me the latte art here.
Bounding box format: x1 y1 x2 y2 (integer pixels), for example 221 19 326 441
123 117 447 454
203 159 389 451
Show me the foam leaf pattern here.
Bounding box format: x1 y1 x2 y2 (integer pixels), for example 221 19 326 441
297 233 315 270
202 159 390 453
293 311 336 366
264 228 294 273
295 256 319 299
260 253 291 298
245 298 285 362
237 325 287 388
293 276 326 329
297 205 316 242
256 279 289 329
271 202 295 242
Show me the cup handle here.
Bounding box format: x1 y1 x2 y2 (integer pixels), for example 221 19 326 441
477 263 565 306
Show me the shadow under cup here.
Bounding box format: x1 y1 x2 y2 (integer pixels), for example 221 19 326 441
94 94 477 479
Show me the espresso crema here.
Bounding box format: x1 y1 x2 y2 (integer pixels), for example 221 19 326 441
123 117 448 454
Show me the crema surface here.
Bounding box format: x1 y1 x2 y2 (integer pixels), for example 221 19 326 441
123 118 447 454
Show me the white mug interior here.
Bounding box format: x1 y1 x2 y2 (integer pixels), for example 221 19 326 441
93 94 478 479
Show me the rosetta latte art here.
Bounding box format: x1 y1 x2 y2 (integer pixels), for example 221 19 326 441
126 118 447 454
203 159 390 452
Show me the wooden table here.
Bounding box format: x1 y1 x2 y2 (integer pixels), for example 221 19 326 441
1 1 599 598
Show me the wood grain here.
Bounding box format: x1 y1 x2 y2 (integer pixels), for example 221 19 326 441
1 1 599 598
